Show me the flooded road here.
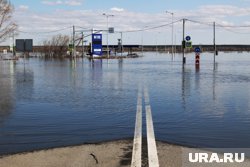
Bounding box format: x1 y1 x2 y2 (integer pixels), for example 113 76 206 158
0 52 250 155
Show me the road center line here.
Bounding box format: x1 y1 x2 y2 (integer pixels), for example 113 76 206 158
144 87 159 167
131 87 142 167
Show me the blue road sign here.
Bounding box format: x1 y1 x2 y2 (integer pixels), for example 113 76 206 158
195 47 201 53
186 36 191 41
92 34 102 56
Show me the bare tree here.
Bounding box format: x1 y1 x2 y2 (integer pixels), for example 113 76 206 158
43 34 70 58
0 0 17 42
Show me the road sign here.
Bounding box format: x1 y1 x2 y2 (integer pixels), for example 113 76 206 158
185 41 192 48
92 34 102 56
108 27 114 33
195 53 200 65
195 47 201 65
16 39 25 52
195 47 201 53
25 39 33 52
16 39 33 52
186 36 191 41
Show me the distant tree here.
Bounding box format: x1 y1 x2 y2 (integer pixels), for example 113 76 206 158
0 0 17 42
43 34 70 58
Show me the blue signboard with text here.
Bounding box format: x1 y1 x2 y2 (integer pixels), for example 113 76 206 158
92 34 102 56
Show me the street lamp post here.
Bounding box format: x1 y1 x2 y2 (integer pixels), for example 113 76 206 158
103 13 114 59
141 26 148 56
166 11 174 57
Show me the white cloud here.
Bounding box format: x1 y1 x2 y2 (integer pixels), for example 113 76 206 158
41 0 82 6
110 7 125 12
65 1 82 6
19 5 29 10
243 21 250 25
13 4 250 45
41 0 63 6
197 5 250 17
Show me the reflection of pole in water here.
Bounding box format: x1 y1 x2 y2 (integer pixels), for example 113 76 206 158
23 53 26 82
181 66 186 110
71 58 77 69
70 59 77 86
0 62 15 125
90 59 103 69
213 62 218 101
195 64 200 71
181 65 191 111
213 22 216 66
118 58 123 70
106 59 110 68
195 64 200 91
90 59 103 88
118 59 123 90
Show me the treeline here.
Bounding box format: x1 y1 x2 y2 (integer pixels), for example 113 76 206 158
41 34 70 58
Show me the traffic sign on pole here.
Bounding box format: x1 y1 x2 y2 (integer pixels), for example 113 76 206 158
195 47 201 66
185 41 192 49
185 36 191 41
194 47 201 53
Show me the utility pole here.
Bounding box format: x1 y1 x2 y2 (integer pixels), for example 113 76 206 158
141 30 144 55
141 26 148 56
166 11 174 57
171 14 174 56
213 22 216 65
156 32 158 52
73 25 76 59
174 33 177 56
182 19 186 65
106 15 109 58
120 32 123 56
103 13 114 59
12 31 15 57
82 32 84 57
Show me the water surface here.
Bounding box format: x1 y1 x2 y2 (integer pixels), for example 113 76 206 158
0 52 250 155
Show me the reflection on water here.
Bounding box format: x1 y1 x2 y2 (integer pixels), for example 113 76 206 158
1 52 250 155
0 61 34 125
15 68 34 101
90 59 103 89
181 65 192 111
0 61 15 125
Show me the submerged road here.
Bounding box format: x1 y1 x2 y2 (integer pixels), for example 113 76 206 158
131 86 159 167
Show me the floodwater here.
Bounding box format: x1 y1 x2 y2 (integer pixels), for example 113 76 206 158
0 52 250 155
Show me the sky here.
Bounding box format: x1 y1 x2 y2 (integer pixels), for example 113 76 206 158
5 0 250 45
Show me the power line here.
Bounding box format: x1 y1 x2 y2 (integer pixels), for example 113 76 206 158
186 19 250 28
74 26 89 30
216 23 250 34
121 19 183 33
215 24 250 28
182 19 250 34
186 19 214 27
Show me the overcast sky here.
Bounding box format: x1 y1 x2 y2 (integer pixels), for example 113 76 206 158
7 0 250 45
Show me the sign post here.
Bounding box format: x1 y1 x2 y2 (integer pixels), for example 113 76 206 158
16 39 33 52
185 36 192 49
194 47 201 68
92 33 102 57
